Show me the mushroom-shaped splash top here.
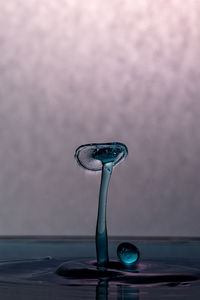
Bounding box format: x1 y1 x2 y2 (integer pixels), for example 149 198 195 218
75 142 128 171
75 142 128 266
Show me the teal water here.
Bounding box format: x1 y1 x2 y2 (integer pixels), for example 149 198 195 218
95 162 113 265
75 142 128 266
0 238 200 299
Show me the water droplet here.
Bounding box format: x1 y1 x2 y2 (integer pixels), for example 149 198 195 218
117 243 140 265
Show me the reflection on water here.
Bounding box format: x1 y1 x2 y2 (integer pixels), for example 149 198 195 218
96 280 139 300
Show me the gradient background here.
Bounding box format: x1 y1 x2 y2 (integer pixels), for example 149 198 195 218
0 0 200 236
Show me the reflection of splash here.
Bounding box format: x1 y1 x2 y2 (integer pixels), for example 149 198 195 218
96 279 108 300
118 286 139 300
96 279 139 300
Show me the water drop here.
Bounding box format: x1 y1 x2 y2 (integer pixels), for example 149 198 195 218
117 243 140 265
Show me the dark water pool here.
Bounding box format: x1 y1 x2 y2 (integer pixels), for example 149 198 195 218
0 237 200 299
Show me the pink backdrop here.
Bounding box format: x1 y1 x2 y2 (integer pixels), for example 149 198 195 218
0 0 199 236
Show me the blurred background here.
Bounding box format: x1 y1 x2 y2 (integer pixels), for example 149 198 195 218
0 0 200 236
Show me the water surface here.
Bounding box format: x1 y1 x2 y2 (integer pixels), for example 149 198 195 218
0 237 200 299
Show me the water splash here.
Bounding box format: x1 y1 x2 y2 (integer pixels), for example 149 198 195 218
53 142 200 293
75 142 128 265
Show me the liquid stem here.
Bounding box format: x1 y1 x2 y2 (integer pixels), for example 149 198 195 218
96 162 113 266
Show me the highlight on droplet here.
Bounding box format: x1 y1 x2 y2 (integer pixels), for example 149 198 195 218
117 242 140 265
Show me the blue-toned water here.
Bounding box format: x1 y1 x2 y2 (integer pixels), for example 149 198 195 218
0 238 200 299
74 142 128 265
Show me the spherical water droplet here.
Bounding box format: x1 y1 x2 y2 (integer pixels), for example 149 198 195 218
117 242 140 265
75 142 128 171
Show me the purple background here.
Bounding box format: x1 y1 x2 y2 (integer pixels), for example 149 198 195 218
0 0 200 236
